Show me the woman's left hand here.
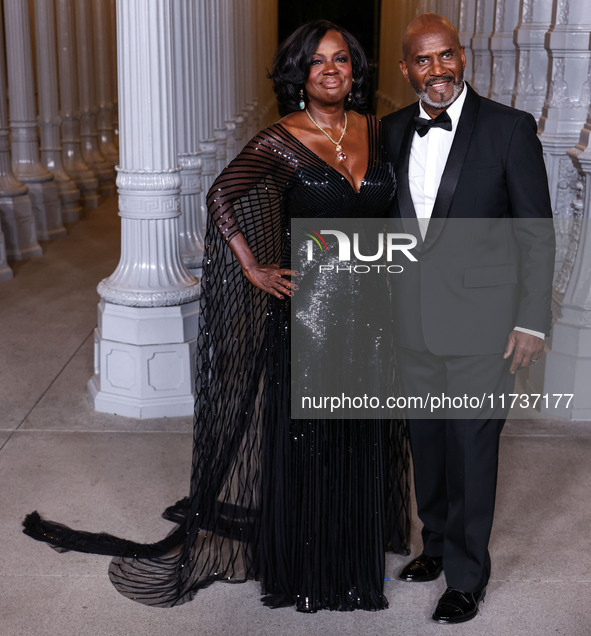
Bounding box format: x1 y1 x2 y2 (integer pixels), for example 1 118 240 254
243 262 299 299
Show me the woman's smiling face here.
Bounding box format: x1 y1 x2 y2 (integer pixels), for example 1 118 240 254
305 30 353 108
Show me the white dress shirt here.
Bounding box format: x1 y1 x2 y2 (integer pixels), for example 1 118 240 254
407 84 545 342
408 84 467 236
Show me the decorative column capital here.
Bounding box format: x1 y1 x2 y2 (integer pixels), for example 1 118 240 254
116 167 182 220
178 153 202 197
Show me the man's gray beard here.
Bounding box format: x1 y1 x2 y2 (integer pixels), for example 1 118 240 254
414 79 464 110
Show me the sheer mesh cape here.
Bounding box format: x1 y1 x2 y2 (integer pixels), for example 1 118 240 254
23 118 410 609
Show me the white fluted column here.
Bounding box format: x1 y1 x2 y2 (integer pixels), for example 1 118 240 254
541 107 591 419
172 0 205 274
33 0 81 223
539 1 591 219
458 0 476 82
89 0 201 418
235 0 250 146
241 1 257 142
109 0 118 148
248 1 262 134
513 0 554 120
266 0 280 125
210 0 229 172
470 0 495 95
4 0 64 241
538 1 591 419
222 0 239 160
256 0 279 127
76 0 115 197
56 0 99 209
435 0 459 22
0 2 40 261
93 0 118 166
489 0 520 106
419 0 438 11
197 1 220 197
0 37 16 283
0 228 11 280
262 0 278 126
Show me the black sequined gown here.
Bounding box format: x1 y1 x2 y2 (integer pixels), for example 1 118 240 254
23 114 410 611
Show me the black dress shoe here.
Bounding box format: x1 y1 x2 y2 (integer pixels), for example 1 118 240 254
432 587 486 623
399 553 443 582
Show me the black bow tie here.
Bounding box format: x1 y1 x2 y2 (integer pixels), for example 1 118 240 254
414 111 453 137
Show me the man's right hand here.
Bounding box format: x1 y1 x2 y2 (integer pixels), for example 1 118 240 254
503 329 545 375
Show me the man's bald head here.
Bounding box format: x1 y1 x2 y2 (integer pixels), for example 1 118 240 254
402 13 461 60
399 13 466 116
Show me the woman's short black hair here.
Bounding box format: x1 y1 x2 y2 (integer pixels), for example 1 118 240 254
269 20 370 116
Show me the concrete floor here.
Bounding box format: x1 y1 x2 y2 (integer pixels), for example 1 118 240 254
1 197 591 636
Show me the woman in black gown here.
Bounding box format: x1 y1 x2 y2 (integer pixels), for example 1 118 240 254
24 20 410 612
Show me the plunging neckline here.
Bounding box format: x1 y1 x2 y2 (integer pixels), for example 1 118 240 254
275 115 372 195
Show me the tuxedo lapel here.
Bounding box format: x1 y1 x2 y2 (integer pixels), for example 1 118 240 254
392 106 426 245
431 86 480 220
395 106 419 220
422 85 480 250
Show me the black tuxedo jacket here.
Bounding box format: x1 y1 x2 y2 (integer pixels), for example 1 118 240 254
382 84 555 356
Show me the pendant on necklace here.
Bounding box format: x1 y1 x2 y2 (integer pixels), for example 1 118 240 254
336 144 347 162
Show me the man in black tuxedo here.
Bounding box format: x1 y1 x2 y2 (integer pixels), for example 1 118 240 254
382 14 555 623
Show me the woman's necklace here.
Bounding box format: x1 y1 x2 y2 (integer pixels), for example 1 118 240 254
305 109 348 162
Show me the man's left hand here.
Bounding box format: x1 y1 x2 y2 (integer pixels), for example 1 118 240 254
503 330 545 374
